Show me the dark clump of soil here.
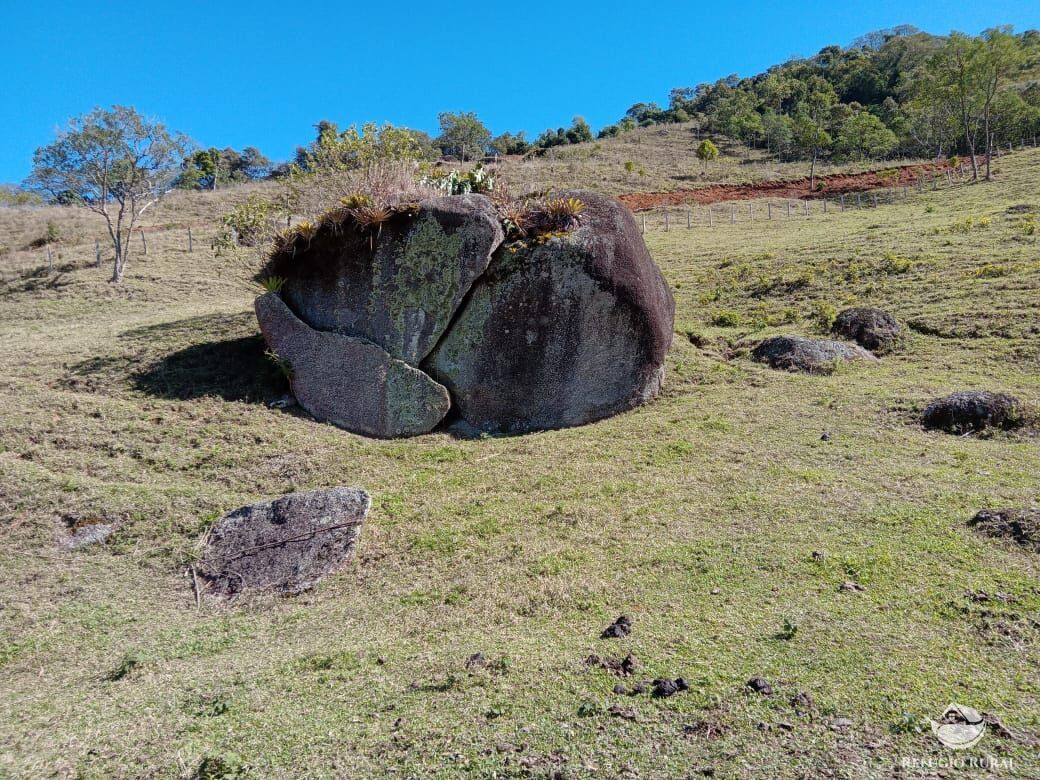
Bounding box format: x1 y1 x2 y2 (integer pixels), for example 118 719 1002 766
968 508 1040 552
832 307 902 354
601 615 632 638
746 677 773 695
652 677 690 698
751 335 876 374
921 391 1026 434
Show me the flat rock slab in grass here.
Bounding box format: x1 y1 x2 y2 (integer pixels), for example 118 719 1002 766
922 391 1025 434
423 191 674 434
969 509 1040 552
199 487 370 597
256 293 450 438
268 194 504 365
751 335 877 374
832 307 902 354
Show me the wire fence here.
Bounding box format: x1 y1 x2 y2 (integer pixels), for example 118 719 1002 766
635 141 1038 232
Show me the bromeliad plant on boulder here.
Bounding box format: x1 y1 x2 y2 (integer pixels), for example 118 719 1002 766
255 189 675 437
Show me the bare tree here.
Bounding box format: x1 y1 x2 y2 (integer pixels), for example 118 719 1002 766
27 106 193 282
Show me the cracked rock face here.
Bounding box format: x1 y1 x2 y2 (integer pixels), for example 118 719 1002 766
256 191 675 437
256 293 450 438
199 487 369 597
270 194 503 365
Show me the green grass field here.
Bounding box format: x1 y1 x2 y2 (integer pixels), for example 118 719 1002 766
0 151 1038 778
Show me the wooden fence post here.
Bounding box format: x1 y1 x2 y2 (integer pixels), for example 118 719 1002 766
768 202 772 220
641 214 646 234
95 239 101 268
664 211 669 231
47 246 53 274
840 194 845 211
857 193 862 208
730 206 735 224
872 193 878 208
708 207 713 227
803 200 809 217
686 210 691 229
188 227 194 253
140 228 147 255
749 203 753 222
786 201 791 218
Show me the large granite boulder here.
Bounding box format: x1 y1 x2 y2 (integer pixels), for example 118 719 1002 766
423 192 674 434
199 487 369 597
256 293 450 438
256 190 674 437
266 195 504 365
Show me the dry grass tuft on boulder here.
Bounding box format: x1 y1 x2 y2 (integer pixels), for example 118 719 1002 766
921 391 1026 434
751 335 877 374
969 509 1040 552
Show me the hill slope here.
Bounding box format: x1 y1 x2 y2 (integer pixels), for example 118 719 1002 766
1 152 1039 777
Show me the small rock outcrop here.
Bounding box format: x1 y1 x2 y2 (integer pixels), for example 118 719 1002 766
256 191 674 437
969 508 1040 552
751 335 877 374
832 307 902 353
256 293 450 438
922 391 1025 434
199 487 369 597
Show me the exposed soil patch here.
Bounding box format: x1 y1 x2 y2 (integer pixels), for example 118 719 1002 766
618 160 966 211
969 508 1040 552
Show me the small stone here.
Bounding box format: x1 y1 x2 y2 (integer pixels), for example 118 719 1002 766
601 615 632 639
612 683 627 695
629 682 649 696
376 656 387 665
60 521 115 550
831 717 853 730
710 587 722 595
746 677 773 695
465 652 487 670
790 692 814 710
778 722 794 731
820 432 831 441
269 394 297 409
608 705 638 720
811 551 825 561
675 677 690 691
840 581 866 592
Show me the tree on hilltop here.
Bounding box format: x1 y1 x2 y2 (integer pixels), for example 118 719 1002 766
26 105 193 282
436 112 491 162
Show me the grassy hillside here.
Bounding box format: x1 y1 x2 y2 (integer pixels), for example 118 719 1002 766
493 123 938 197
0 150 1038 778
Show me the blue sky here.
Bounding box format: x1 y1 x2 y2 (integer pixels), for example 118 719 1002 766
2 1 1038 183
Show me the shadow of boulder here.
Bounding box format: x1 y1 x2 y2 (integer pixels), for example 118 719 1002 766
134 333 284 402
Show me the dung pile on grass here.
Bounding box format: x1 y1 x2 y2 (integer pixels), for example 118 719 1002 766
257 191 674 437
969 508 1040 552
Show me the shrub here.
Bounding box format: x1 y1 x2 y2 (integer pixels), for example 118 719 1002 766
712 309 743 327
214 195 275 253
881 251 912 274
811 302 838 332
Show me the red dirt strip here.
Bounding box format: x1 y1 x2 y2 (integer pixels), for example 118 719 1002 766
618 160 970 211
